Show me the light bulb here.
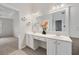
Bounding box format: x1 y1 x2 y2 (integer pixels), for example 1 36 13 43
61 4 64 7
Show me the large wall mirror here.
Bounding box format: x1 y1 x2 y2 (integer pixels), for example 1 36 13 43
36 14 53 33
34 9 66 34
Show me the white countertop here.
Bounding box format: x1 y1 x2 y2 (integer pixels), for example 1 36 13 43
26 32 72 42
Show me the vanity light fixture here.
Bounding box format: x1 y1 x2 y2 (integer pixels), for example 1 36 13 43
48 6 56 13
49 4 65 13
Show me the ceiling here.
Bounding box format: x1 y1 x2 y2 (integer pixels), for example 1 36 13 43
1 3 79 16
5 3 63 15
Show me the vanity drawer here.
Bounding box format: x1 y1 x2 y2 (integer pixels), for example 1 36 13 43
33 35 46 42
39 37 46 42
33 36 39 39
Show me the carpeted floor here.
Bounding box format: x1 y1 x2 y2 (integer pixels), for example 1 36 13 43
0 37 18 55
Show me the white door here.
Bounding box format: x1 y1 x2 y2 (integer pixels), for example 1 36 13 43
57 40 72 55
47 39 56 55
70 7 79 38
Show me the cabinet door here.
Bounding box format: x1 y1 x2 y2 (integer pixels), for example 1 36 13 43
29 35 34 49
26 35 39 50
26 34 33 48
57 40 72 55
47 39 56 55
26 34 29 46
54 11 65 32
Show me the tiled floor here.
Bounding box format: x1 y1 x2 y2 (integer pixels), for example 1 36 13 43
10 50 27 55
10 47 46 55
0 37 79 55
22 46 46 55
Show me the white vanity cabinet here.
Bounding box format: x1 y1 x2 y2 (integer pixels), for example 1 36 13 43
26 32 72 55
47 39 56 55
26 34 39 50
47 39 72 55
57 40 72 55
26 34 34 49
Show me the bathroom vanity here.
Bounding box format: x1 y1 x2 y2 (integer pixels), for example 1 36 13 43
26 32 72 55
23 7 73 55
